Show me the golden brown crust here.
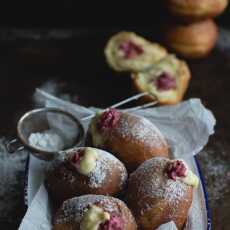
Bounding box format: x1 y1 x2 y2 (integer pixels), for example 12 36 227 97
126 157 193 230
87 112 169 172
45 148 127 207
105 31 167 72
165 0 228 21
132 56 191 105
53 195 137 230
165 19 219 59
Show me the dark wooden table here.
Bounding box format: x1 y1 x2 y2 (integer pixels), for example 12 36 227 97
0 28 230 229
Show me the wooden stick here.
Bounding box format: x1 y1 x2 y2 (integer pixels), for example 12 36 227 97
81 92 158 121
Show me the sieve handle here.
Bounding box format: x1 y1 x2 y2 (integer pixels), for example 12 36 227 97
6 138 25 153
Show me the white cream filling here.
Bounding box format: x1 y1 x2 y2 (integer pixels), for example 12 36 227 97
77 147 98 176
180 169 199 188
80 205 110 230
89 114 105 147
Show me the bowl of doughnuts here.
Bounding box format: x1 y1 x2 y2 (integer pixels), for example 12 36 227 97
20 97 215 230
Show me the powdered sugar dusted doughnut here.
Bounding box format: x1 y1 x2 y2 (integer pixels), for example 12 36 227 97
53 195 137 230
127 157 199 230
105 31 167 72
45 147 127 206
87 109 169 171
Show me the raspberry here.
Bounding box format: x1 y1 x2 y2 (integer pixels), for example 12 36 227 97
100 214 124 230
119 40 143 59
155 72 176 91
97 109 121 131
71 150 84 166
166 160 187 180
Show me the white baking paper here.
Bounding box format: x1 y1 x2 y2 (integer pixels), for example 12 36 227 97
19 90 215 230
156 221 178 230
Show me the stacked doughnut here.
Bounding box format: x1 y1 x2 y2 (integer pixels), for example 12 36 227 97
164 0 228 58
105 31 191 105
46 108 199 229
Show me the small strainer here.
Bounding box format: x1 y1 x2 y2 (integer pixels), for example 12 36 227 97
7 108 85 160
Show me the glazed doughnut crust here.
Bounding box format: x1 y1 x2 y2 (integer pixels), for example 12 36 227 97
165 0 228 21
165 19 218 59
127 157 193 230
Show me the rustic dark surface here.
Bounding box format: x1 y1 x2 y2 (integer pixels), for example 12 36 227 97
0 28 230 230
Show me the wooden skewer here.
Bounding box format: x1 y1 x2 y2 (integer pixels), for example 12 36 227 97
110 92 149 108
81 114 97 121
81 92 158 121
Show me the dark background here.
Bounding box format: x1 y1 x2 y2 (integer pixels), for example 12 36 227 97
0 2 230 230
0 2 229 28
0 1 229 134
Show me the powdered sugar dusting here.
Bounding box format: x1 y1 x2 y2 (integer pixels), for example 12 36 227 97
130 157 187 203
115 113 167 148
89 149 127 189
55 195 123 224
88 159 106 188
0 138 28 224
164 180 186 202
46 147 127 189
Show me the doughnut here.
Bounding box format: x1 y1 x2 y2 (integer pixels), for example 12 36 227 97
45 147 127 206
165 19 218 59
165 0 228 22
132 54 191 104
53 195 137 230
127 157 199 229
87 109 169 171
105 31 167 72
